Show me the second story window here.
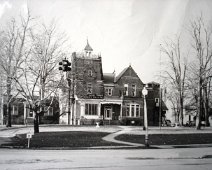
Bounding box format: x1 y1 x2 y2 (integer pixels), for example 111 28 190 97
105 88 113 96
88 70 93 77
124 84 128 96
87 83 92 94
132 84 136 96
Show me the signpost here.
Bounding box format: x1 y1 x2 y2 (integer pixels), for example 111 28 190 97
26 133 33 148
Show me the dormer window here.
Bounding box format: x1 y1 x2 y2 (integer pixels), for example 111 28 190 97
105 88 113 96
88 70 93 77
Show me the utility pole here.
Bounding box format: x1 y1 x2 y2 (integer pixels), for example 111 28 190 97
159 87 162 129
71 72 75 125
59 58 72 125
67 77 71 125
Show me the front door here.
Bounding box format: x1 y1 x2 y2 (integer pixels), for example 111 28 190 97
104 107 112 120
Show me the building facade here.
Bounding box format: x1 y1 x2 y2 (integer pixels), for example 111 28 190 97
1 96 60 125
59 41 166 126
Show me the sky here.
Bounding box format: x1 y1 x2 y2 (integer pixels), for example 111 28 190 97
1 0 212 83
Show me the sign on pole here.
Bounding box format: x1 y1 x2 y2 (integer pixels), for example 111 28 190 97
26 133 32 148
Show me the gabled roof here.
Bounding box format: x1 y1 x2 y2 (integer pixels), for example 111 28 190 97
84 39 93 51
115 65 143 84
115 67 128 82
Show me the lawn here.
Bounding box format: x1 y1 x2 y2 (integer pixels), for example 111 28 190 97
115 133 212 145
3 131 126 148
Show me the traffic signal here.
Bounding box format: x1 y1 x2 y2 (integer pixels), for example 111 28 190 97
59 61 63 70
58 59 71 72
65 60 71 71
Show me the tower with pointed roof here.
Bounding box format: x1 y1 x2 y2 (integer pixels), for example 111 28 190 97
84 39 93 57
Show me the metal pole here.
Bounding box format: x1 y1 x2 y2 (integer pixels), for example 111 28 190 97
71 56 75 125
71 74 75 125
159 87 162 129
68 78 71 125
28 138 30 148
159 44 162 130
144 94 149 147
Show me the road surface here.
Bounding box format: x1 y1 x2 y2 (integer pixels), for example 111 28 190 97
0 147 212 170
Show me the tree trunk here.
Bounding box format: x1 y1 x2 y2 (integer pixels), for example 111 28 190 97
34 112 39 133
6 77 12 127
6 102 11 127
180 96 184 126
197 80 203 130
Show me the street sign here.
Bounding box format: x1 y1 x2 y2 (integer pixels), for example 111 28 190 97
26 133 32 139
26 133 33 148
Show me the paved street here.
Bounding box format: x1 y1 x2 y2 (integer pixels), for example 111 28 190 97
0 148 212 170
0 125 212 169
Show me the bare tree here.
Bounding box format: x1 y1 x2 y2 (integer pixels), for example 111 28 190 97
0 12 33 127
14 20 68 133
161 36 188 126
190 15 212 129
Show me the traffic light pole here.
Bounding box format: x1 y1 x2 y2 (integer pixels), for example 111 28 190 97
59 57 73 125
71 73 75 125
67 77 71 125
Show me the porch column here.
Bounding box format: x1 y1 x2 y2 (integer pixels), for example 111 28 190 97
120 103 122 119
98 103 101 117
80 103 85 117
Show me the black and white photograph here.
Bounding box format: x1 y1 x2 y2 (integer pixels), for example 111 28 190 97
0 0 212 169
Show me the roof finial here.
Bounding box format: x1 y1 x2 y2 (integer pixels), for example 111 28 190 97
84 37 93 52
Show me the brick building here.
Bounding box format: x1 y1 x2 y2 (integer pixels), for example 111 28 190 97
59 41 167 126
1 96 60 125
146 82 168 126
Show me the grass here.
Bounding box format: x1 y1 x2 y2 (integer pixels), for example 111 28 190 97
115 133 212 145
3 131 126 148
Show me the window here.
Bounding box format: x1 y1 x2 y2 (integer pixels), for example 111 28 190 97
126 105 130 116
105 88 113 96
12 106 18 115
85 104 98 115
155 98 159 107
44 107 53 116
131 105 135 117
88 70 93 77
132 84 136 96
124 84 128 96
125 104 140 117
26 107 33 118
136 105 140 117
87 83 92 94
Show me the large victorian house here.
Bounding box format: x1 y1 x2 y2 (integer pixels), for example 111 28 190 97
59 41 147 125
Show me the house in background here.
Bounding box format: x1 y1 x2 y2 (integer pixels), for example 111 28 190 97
146 82 168 126
1 96 60 125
